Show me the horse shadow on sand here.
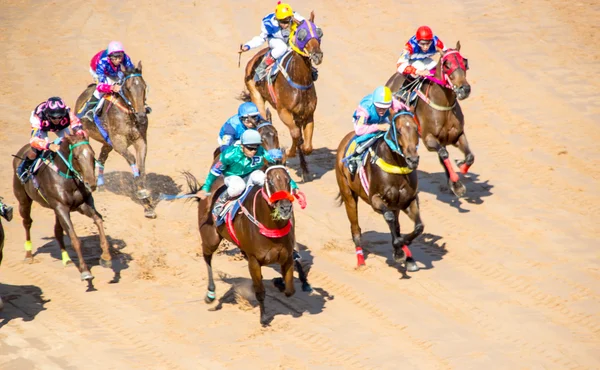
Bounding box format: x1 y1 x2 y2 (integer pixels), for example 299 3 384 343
102 171 181 207
34 235 131 290
208 242 333 325
417 170 494 213
286 147 337 182
0 283 49 329
361 230 448 279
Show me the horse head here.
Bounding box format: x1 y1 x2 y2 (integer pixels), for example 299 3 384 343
263 165 295 221
257 108 287 165
60 133 97 192
437 41 471 100
384 110 420 170
121 61 148 123
291 11 323 66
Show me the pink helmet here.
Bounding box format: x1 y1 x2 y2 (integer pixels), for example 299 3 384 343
107 41 124 55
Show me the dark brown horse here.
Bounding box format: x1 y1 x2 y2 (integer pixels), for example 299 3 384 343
75 63 156 218
386 42 474 197
12 134 112 281
185 164 300 326
240 12 323 182
335 111 422 272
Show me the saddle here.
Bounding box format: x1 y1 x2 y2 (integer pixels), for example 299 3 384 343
341 132 385 170
17 148 54 186
255 50 288 83
213 184 255 227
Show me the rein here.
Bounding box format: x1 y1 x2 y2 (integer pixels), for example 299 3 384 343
416 50 463 111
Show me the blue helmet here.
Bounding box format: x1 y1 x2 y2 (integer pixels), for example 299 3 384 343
241 129 262 146
238 102 260 118
372 86 393 108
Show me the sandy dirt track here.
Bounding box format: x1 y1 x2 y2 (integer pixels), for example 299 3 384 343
1 0 599 369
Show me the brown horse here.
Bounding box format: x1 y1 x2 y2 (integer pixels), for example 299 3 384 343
386 42 474 197
12 134 112 281
240 12 323 182
335 111 422 272
185 163 300 326
0 198 11 310
75 63 156 218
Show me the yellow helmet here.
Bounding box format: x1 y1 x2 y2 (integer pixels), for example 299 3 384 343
274 2 293 20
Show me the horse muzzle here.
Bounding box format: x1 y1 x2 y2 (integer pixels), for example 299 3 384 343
406 155 420 170
310 52 323 66
456 84 471 100
275 200 293 220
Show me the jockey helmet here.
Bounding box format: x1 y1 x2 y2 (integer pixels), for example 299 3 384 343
107 41 125 56
45 97 68 118
274 2 293 20
241 129 262 146
416 26 433 41
238 102 260 118
373 86 393 109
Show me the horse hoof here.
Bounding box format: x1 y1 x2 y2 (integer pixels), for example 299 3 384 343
273 277 285 292
100 258 112 269
302 282 313 292
394 248 407 264
450 180 467 198
260 316 271 327
144 209 157 219
23 257 34 264
136 189 151 200
301 172 311 183
81 271 94 281
205 291 216 304
405 259 420 272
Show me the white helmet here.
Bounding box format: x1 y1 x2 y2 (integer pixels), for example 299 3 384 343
241 129 262 146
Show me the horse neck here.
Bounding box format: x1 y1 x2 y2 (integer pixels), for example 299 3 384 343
54 141 72 174
423 77 456 107
287 53 313 85
374 137 408 168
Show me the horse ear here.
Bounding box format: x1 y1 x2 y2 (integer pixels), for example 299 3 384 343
309 10 315 23
137 60 143 72
266 107 272 122
456 41 461 52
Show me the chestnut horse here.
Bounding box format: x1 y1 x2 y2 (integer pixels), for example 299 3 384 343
386 42 474 197
75 63 156 218
185 163 301 326
335 111 422 273
240 12 323 182
12 134 112 281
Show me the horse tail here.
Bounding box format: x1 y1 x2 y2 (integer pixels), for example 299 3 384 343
182 171 202 203
237 90 252 102
335 192 343 207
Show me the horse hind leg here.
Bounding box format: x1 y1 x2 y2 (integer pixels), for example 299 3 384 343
400 197 425 272
54 215 72 266
454 131 475 175
200 223 221 304
248 255 269 326
338 189 365 267
247 80 268 119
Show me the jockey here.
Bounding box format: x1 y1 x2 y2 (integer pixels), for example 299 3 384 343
0 197 12 222
396 26 446 79
345 86 403 175
239 2 318 81
77 41 151 119
18 97 86 183
197 129 297 216
218 102 262 152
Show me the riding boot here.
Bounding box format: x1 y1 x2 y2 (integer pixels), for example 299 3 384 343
77 95 100 120
311 66 319 82
212 191 231 218
346 152 361 176
0 201 13 222
255 54 276 82
17 157 35 184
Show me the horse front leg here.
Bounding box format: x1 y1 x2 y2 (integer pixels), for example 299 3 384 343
16 191 34 263
132 137 156 219
372 196 406 264
454 131 475 175
301 116 314 156
55 206 93 281
423 133 466 197
248 255 269 326
96 143 113 188
54 215 72 266
274 255 296 298
280 110 309 181
400 196 424 272
78 201 112 268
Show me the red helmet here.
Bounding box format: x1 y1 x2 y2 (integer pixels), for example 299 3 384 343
416 26 433 41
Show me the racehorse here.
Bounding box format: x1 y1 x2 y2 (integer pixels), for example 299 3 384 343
0 198 11 310
240 11 323 183
185 163 302 326
75 62 156 218
12 134 112 281
386 42 474 197
335 110 422 273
